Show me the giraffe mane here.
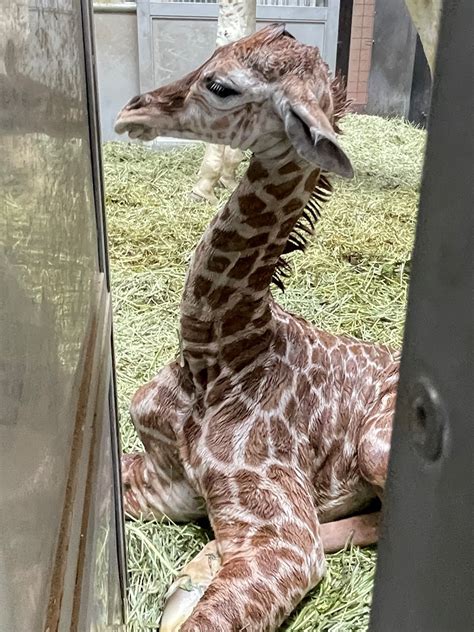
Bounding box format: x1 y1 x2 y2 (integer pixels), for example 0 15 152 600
272 74 351 292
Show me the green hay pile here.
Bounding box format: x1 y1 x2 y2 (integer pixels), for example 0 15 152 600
104 113 426 631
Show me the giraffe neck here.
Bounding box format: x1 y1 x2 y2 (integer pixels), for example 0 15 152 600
180 152 319 377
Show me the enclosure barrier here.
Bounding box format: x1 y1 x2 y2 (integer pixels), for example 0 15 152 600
0 0 127 628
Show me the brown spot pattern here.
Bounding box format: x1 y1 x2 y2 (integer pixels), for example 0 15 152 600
211 228 248 251
181 316 215 343
211 116 229 130
281 523 314 552
245 211 277 228
221 311 252 338
236 469 280 519
205 375 232 407
224 295 261 322
207 254 231 273
256 547 280 575
193 275 212 299
283 197 303 214
227 250 259 280
183 416 201 445
248 264 274 291
270 416 294 460
202 469 234 507
277 216 297 239
247 160 269 182
244 418 269 466
220 207 231 221
248 232 270 248
278 161 301 175
304 168 320 192
207 285 234 309
265 175 303 200
222 330 272 370
239 193 267 216
251 524 279 548
296 374 312 401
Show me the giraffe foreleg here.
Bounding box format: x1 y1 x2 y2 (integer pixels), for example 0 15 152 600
159 511 381 630
121 451 205 522
168 469 326 631
160 540 221 632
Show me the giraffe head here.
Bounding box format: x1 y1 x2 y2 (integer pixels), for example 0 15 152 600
115 24 353 178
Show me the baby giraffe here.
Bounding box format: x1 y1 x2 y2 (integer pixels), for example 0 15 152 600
115 25 398 631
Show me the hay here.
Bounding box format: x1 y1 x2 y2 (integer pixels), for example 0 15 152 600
104 113 426 631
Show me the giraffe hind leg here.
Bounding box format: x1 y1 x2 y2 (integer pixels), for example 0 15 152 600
122 363 206 522
357 412 393 497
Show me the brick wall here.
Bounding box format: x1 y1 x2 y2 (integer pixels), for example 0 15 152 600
347 0 375 108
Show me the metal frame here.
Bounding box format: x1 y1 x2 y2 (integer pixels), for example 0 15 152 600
80 0 128 623
336 0 353 78
370 1 474 629
137 0 340 94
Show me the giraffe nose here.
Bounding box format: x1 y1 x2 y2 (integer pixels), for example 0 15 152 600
114 93 155 136
124 93 152 111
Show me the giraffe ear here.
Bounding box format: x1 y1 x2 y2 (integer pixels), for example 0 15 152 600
284 107 354 179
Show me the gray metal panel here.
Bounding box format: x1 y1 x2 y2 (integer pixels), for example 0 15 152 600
366 0 417 117
369 1 474 630
137 0 155 93
94 11 140 140
140 1 339 94
151 16 218 86
133 0 339 146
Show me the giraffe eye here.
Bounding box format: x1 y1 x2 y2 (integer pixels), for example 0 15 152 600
206 80 240 98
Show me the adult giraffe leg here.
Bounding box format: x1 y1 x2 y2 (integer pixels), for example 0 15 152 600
191 144 224 204
122 363 206 522
218 146 244 191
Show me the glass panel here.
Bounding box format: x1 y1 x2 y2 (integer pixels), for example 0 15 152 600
78 384 125 629
0 0 100 629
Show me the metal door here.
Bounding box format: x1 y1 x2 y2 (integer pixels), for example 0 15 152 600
0 0 127 629
137 0 340 94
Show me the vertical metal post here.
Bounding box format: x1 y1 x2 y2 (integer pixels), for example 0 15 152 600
369 2 474 631
336 0 354 79
80 0 128 623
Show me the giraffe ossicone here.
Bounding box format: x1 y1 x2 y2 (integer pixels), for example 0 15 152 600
115 24 398 632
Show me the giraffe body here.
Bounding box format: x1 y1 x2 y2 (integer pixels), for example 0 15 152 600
115 25 397 631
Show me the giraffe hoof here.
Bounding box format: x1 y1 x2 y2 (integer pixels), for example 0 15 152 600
159 543 221 631
218 177 238 191
189 188 218 205
159 575 206 631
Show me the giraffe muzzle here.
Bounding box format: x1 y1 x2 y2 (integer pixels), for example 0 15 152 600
114 93 158 140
